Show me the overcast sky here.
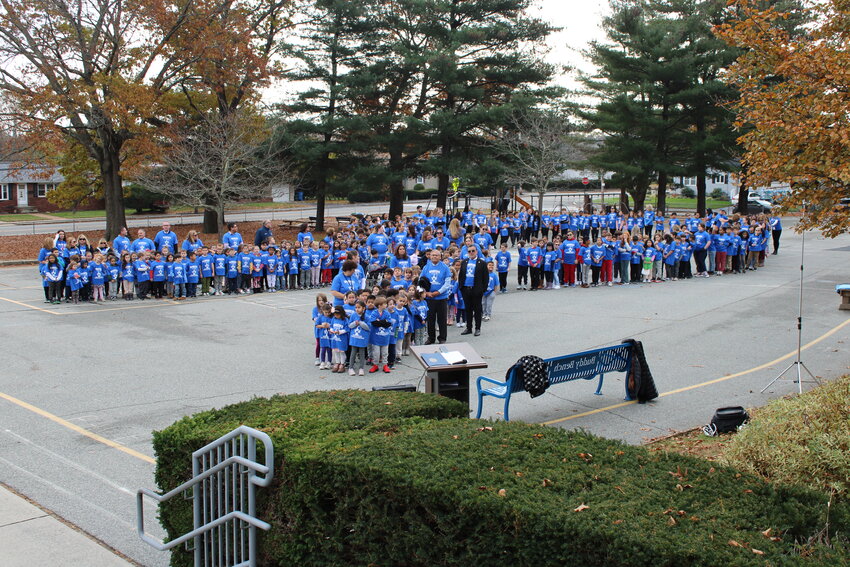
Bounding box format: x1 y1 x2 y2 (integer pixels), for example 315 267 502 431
264 1 610 104
536 0 610 87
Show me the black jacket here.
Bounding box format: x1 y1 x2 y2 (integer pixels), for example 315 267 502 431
458 257 489 295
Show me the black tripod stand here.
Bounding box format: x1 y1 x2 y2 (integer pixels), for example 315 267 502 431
761 230 820 394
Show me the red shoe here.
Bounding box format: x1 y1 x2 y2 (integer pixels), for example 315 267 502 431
369 365 379 373
383 365 391 373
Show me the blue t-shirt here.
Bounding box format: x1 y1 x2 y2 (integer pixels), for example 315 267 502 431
421 261 453 300
495 251 511 273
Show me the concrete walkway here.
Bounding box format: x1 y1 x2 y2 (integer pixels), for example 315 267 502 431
0 484 134 566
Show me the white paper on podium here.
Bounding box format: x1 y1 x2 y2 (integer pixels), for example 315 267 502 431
442 350 467 365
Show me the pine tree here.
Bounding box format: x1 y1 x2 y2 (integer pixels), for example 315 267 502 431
423 0 554 210
279 0 379 231
581 0 693 213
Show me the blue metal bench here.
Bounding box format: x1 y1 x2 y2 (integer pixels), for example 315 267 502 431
475 344 633 421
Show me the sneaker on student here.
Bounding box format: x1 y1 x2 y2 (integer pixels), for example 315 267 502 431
358 369 365 376
369 365 379 373
607 281 612 286
315 358 321 366
348 368 355 376
553 284 561 289
383 365 391 373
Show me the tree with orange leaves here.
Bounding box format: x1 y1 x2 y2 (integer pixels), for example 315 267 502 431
0 0 289 238
717 0 850 237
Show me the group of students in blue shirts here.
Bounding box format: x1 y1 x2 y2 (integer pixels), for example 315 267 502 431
36 207 782 308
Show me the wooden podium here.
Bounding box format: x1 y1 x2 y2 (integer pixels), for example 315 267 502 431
410 342 487 412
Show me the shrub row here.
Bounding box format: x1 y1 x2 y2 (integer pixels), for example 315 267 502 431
154 390 848 567
726 374 850 497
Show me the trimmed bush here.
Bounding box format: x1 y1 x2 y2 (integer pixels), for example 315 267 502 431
710 188 727 200
725 375 850 497
681 187 696 198
347 189 384 203
154 390 848 567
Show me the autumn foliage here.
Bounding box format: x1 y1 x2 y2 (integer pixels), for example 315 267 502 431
718 0 850 237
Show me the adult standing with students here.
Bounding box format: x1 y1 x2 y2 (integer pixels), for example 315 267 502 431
154 221 179 253
329 260 362 306
222 223 243 250
112 226 130 257
422 248 453 344
459 244 489 336
254 219 273 246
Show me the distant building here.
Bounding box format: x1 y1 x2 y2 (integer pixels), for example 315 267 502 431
0 161 103 214
675 170 737 198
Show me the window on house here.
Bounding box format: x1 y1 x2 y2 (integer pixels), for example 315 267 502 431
36 183 56 197
0 184 8 200
416 176 424 185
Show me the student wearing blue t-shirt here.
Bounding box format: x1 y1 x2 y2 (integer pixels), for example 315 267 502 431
543 243 560 289
495 243 511 294
482 261 500 320
327 306 350 372
134 255 151 299
589 237 605 287
185 252 200 297
347 301 371 375
366 296 394 372
150 253 167 298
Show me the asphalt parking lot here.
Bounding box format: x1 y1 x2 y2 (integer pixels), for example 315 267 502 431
1 226 848 565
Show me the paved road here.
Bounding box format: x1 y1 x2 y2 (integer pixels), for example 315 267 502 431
0 197 488 236
0 226 848 565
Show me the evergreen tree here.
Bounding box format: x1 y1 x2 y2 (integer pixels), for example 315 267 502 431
278 0 380 231
581 0 693 213
423 0 554 210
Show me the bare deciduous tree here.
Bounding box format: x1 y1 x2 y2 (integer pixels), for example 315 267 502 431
491 109 583 213
141 110 295 234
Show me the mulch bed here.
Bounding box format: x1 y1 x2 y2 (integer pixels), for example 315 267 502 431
1 221 307 263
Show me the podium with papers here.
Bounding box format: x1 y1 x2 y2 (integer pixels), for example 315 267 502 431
410 342 487 412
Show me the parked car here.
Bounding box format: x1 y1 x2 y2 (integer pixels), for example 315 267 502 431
735 199 772 215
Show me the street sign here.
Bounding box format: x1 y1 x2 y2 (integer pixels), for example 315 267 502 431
582 177 589 185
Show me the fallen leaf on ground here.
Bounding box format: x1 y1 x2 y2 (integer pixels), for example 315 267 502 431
573 503 589 512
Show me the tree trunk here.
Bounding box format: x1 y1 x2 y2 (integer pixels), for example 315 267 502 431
437 171 449 211
620 188 629 213
537 191 544 215
203 209 219 234
389 180 404 220
100 148 127 240
315 174 327 232
695 118 707 217
216 205 226 236
656 171 668 214
629 185 645 212
697 172 707 217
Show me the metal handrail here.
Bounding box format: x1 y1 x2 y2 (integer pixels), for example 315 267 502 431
136 426 275 566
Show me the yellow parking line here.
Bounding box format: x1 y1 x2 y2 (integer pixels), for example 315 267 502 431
541 317 850 426
57 301 180 315
0 391 155 464
0 296 60 315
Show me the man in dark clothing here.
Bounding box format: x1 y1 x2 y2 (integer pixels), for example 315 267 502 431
254 220 274 246
459 245 489 336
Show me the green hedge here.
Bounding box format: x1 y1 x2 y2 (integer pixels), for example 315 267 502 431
154 390 848 567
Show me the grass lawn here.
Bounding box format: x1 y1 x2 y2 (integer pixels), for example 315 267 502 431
0 213 43 221
600 197 733 210
51 209 135 219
